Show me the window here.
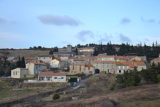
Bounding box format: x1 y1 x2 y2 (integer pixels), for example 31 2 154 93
54 77 57 79
39 77 44 80
46 77 51 81
61 77 64 79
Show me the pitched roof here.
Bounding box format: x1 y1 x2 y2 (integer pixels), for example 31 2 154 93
39 71 67 77
73 58 86 61
96 55 115 58
91 60 115 64
134 61 145 66
34 62 47 66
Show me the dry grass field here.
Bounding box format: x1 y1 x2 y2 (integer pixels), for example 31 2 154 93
0 49 50 57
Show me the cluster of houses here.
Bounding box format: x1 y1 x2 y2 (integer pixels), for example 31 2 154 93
9 45 160 83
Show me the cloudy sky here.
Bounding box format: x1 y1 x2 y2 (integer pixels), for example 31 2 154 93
0 0 160 48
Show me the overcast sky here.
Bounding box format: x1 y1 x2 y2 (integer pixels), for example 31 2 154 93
0 0 160 48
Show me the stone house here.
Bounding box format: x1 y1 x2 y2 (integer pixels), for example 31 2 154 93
134 61 147 71
69 63 95 74
11 68 28 78
26 62 47 75
115 62 131 74
151 57 160 66
49 59 60 68
91 60 116 73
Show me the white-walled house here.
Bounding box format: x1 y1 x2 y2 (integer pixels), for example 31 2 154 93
11 68 28 78
38 72 67 82
26 62 47 75
49 59 60 68
115 62 130 74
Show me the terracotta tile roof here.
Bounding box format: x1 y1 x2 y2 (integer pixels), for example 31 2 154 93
34 62 47 66
39 71 67 77
115 62 135 68
73 58 86 61
91 60 115 64
96 55 115 58
134 61 145 66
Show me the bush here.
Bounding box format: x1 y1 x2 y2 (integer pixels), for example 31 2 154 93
157 74 160 82
53 94 60 100
116 71 141 88
109 83 116 90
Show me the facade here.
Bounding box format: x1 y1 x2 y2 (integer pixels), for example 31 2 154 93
115 62 130 74
151 57 160 66
26 62 47 75
38 72 67 82
91 60 116 73
134 61 147 71
69 63 95 74
50 59 60 68
11 68 28 78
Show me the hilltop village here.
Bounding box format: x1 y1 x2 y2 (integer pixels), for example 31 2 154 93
1 45 158 83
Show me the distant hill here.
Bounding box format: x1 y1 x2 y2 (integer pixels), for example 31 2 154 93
0 49 50 57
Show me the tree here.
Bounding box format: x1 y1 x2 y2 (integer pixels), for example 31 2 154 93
21 57 26 68
16 56 25 68
53 94 60 100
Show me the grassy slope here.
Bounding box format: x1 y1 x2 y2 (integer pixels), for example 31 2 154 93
39 74 160 107
0 80 59 102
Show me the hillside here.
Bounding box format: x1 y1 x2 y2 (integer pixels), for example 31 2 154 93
40 83 160 107
0 49 50 57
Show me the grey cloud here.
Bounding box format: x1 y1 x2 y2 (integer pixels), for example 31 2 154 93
0 17 7 24
76 30 94 42
119 34 131 43
141 17 156 23
38 15 80 26
121 18 131 24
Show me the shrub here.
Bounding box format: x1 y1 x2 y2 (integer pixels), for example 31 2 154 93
109 83 116 90
53 94 60 100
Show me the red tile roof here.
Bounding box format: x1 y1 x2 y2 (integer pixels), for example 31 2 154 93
134 61 145 66
96 55 115 58
91 60 115 64
34 62 47 66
